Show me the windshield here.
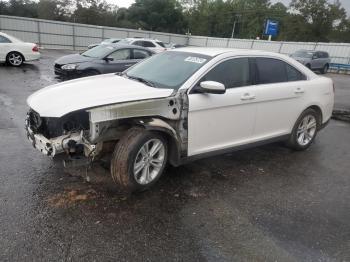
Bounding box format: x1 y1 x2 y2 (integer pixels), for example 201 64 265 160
126 51 211 90
81 45 114 58
292 51 314 59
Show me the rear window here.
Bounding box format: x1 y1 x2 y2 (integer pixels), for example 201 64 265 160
0 35 11 43
156 41 166 48
256 58 306 84
143 41 156 48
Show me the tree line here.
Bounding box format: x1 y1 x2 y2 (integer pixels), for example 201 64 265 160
1 0 349 43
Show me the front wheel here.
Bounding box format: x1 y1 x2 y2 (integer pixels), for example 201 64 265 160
287 109 320 151
110 128 168 193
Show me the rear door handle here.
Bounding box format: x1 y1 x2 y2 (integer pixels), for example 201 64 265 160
241 93 256 101
294 87 305 94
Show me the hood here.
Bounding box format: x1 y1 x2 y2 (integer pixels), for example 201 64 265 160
27 74 174 118
55 54 96 65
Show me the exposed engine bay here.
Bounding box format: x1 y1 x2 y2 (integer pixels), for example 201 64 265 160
25 92 188 166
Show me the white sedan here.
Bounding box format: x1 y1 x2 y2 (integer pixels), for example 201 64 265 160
0 32 40 66
25 48 334 192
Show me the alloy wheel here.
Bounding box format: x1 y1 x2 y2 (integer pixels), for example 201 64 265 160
8 53 23 66
297 115 317 146
133 138 166 185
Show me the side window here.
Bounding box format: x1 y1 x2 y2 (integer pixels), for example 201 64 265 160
133 49 150 59
108 49 131 60
256 58 288 84
0 35 11 43
201 58 251 89
286 64 306 81
143 41 156 48
133 41 143 47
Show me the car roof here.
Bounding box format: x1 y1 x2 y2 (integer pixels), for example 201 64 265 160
168 47 287 58
125 38 162 42
103 43 155 52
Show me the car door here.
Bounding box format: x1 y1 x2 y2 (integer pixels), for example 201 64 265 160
187 57 257 156
252 57 307 140
103 49 132 73
0 35 12 62
311 52 322 69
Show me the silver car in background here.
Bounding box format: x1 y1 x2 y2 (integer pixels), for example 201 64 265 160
291 50 331 74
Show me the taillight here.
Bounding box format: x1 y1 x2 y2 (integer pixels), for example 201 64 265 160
32 45 39 52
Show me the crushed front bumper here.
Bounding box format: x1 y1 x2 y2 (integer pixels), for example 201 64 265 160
25 117 95 157
25 119 54 156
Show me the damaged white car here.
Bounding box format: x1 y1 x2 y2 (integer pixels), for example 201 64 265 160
26 48 334 192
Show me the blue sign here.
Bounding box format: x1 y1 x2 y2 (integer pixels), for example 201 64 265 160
264 19 279 37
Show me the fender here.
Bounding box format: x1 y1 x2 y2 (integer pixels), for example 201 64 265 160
133 118 182 166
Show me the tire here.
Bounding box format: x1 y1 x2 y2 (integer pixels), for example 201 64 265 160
306 64 311 69
110 127 168 193
321 64 329 74
6 52 24 67
287 109 320 151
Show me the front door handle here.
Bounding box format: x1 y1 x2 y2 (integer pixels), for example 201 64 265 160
124 64 133 67
241 93 256 101
294 87 305 94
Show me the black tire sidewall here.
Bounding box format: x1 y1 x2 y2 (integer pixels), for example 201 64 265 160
126 132 168 192
6 52 23 67
289 109 320 150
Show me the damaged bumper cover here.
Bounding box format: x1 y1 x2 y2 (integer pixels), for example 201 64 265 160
25 116 95 157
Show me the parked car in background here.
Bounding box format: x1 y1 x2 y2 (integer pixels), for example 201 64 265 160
87 38 121 49
118 38 167 53
291 50 331 74
165 43 187 49
27 48 334 193
54 44 154 77
0 32 40 66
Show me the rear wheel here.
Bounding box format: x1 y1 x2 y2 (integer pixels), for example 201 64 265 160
110 128 168 193
321 64 329 74
6 52 24 67
287 109 320 151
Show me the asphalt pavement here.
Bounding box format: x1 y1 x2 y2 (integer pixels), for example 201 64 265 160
0 50 350 262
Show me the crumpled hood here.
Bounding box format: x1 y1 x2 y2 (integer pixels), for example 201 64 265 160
55 54 95 65
27 74 174 117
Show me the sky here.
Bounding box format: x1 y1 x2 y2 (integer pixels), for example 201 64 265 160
107 0 350 14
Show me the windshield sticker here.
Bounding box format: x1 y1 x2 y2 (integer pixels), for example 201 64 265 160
185 57 207 64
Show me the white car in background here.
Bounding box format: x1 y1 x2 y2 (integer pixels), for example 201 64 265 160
25 48 334 193
0 32 40 66
118 38 167 53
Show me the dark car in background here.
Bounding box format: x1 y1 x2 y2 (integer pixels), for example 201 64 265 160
54 44 154 78
291 50 331 74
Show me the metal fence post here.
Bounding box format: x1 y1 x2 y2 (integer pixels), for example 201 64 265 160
205 37 209 47
72 24 76 51
278 42 283 53
250 40 255 49
226 38 230 48
168 34 171 44
37 21 41 46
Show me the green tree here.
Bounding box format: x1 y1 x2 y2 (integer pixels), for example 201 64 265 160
290 0 347 41
128 0 187 33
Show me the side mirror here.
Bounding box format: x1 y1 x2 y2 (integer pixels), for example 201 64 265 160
198 81 226 94
104 57 114 62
